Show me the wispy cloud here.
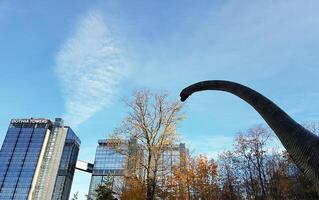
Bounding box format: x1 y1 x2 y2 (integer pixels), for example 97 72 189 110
55 10 125 127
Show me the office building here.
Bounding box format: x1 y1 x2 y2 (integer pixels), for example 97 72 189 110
0 118 80 200
88 139 127 199
88 138 187 199
158 143 188 188
88 138 141 199
51 125 81 200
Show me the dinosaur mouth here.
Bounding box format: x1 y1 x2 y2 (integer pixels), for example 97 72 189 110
180 88 190 102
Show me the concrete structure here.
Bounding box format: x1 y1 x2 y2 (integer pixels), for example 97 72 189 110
0 118 80 200
76 160 94 173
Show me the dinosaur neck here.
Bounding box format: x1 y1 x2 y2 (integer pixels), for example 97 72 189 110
180 80 319 183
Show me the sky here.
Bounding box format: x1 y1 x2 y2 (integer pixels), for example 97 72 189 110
1 0 319 199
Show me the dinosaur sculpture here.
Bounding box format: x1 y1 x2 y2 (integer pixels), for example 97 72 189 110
180 80 319 187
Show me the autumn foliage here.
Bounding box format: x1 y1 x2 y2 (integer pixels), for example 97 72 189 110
111 124 319 200
120 177 146 200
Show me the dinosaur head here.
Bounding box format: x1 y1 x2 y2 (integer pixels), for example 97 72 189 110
180 87 191 102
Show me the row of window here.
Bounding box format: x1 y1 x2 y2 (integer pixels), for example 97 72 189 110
9 123 48 128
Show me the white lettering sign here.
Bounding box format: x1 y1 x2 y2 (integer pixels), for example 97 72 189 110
11 119 49 124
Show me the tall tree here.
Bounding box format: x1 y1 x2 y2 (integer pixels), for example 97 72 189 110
218 151 243 200
217 123 319 200
120 176 146 200
113 90 184 200
193 155 219 200
234 125 271 199
95 183 117 200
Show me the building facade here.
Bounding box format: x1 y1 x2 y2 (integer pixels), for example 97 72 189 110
88 139 130 199
88 138 187 199
159 143 187 174
51 126 80 200
158 143 188 190
0 118 80 200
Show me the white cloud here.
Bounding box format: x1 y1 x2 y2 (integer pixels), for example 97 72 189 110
55 10 125 127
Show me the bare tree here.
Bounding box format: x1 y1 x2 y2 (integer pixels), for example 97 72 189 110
217 123 319 200
112 90 184 200
302 121 319 135
234 125 271 200
218 151 243 200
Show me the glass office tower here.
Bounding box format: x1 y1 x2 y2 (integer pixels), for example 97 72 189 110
0 118 80 200
52 127 80 200
0 119 50 200
88 139 128 199
158 143 188 190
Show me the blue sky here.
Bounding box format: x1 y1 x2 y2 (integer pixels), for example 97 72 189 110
1 0 319 199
